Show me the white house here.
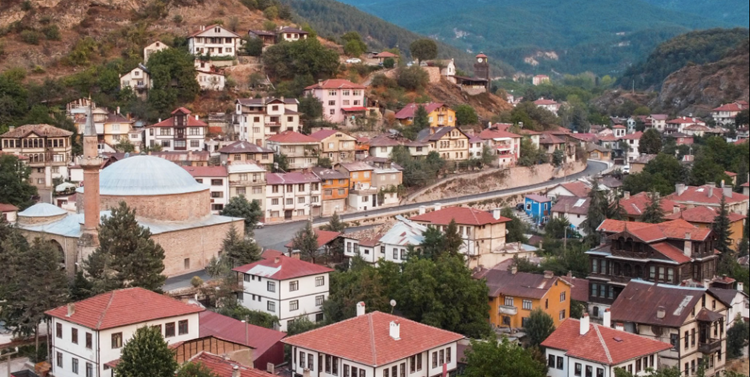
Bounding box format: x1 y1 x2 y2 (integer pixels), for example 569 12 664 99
265 172 321 223
119 64 152 99
542 313 672 377
233 254 332 331
143 40 169 63
144 107 208 151
188 25 241 58
45 287 203 377
283 308 464 377
235 97 301 145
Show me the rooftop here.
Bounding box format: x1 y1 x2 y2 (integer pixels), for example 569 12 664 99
233 255 333 281
45 287 203 330
282 311 464 366
410 206 510 226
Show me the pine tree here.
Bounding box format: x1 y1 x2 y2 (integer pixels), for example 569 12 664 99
84 201 166 294
115 326 178 377
641 191 665 224
444 219 464 256
292 221 319 263
221 225 261 267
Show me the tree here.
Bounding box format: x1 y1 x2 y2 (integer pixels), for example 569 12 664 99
454 104 478 126
176 362 219 377
726 319 749 359
84 201 166 294
409 39 438 63
220 195 263 233
638 129 662 154
115 326 178 377
220 225 261 267
501 208 528 243
525 308 555 348
292 221 319 263
462 336 547 377
0 154 38 209
641 191 665 223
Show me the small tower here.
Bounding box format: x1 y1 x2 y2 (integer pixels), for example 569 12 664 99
80 104 102 248
473 53 490 90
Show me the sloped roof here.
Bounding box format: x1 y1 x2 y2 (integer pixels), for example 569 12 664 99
45 288 203 330
266 130 319 144
394 103 447 119
611 281 713 327
410 206 510 226
282 311 463 366
233 255 333 281
218 141 273 154
541 318 672 365
305 79 365 90
475 269 566 299
665 205 746 224
188 352 274 377
198 311 285 360
1 124 73 138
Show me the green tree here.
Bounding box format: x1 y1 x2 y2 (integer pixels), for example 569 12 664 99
84 201 166 294
501 208 528 243
292 221 320 263
0 154 38 209
463 336 547 377
176 362 219 377
641 191 665 224
638 129 662 154
444 219 464 256
115 326 178 377
220 196 263 233
454 104 478 126
525 308 555 348
220 225 261 267
726 320 749 359
409 39 438 63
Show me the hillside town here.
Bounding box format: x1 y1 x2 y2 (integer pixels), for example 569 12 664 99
0 5 749 377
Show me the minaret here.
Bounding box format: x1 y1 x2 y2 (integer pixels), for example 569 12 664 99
80 103 102 246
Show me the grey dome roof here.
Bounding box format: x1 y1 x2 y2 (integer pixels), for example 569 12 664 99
81 155 207 196
19 203 67 217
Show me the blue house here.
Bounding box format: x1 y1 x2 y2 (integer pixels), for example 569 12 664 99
524 194 552 224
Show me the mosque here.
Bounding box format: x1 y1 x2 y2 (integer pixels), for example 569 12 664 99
15 107 244 278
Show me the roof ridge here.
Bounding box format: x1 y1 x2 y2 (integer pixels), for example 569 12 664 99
368 313 378 366
96 290 118 329
593 325 613 364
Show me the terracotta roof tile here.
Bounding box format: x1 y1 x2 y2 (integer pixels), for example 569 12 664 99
45 288 203 330
266 130 319 144
282 311 464 366
410 206 510 226
233 254 333 281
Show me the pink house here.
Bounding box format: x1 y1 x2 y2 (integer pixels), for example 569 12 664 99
304 79 367 125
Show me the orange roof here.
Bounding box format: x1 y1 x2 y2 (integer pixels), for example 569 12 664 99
620 192 683 217
189 352 274 377
305 79 366 90
282 311 463 366
410 206 510 226
45 288 204 330
541 318 672 365
266 130 319 144
233 254 333 281
664 205 746 224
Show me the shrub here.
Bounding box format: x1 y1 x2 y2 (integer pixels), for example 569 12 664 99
42 25 60 40
20 30 40 45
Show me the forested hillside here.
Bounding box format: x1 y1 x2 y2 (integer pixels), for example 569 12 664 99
617 28 749 90
334 0 747 75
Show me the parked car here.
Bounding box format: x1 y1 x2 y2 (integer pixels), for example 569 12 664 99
345 58 362 64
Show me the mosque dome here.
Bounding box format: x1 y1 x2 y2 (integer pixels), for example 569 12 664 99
84 155 207 196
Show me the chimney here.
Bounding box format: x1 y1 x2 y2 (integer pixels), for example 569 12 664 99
510 265 518 275
492 208 502 220
579 313 590 335
675 183 686 196
232 365 240 377
623 191 630 199
67 303 75 317
356 301 366 317
656 306 666 319
673 205 681 214
684 237 692 257
543 270 554 279
389 321 401 340
418 205 426 215
615 322 624 331
434 203 442 211
603 308 611 328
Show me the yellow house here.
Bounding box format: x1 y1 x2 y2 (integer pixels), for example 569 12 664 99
416 126 470 161
475 267 572 329
665 205 747 251
395 102 456 128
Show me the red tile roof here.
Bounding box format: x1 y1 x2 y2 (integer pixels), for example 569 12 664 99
541 318 672 365
182 165 227 178
266 130 319 144
620 192 683 218
285 229 342 249
305 79 366 90
232 254 333 281
410 206 510 226
664 205 746 224
282 311 463 366
198 311 285 361
188 352 274 377
395 103 446 119
45 288 204 330
667 184 750 205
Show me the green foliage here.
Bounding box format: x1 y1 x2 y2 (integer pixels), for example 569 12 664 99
263 38 340 82
453 104 478 126
147 47 200 118
463 336 547 377
342 31 367 57
409 38 437 62
395 65 429 91
641 191 666 224
639 129 662 154
727 320 749 359
244 37 264 57
115 326 178 377
292 221 320 262
83 201 167 295
525 308 555 348
0 154 38 210
220 196 263 233
19 30 40 45
176 362 219 377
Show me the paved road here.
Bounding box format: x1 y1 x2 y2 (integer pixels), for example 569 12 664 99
163 160 608 291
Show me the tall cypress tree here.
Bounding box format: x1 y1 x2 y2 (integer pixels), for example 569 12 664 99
115 326 178 377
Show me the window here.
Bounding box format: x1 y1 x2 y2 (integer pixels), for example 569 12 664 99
522 300 533 310
290 280 299 291
85 333 92 349
56 323 62 338
178 320 188 335
557 356 564 370
575 363 582 376
72 358 79 374
504 296 514 306
72 328 78 344
560 291 566 302
267 301 276 312
316 295 324 306
316 276 325 286
112 332 123 348
267 281 276 292
165 322 176 338
290 300 299 311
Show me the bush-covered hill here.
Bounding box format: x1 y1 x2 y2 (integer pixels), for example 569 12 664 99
617 28 750 90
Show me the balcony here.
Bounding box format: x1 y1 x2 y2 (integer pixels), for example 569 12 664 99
699 339 721 354
498 305 517 316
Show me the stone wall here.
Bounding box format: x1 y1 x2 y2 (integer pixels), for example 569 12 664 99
100 190 211 221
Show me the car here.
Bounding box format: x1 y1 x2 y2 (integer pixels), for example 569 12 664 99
255 222 265 229
345 58 362 64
